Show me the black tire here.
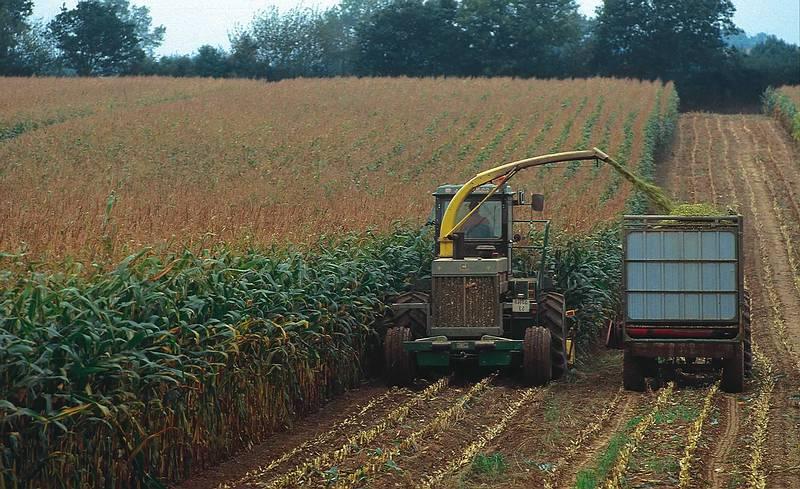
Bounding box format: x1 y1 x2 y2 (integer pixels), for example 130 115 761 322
623 349 646 392
523 326 552 386
385 327 414 386
642 358 659 378
743 290 752 377
541 292 568 379
721 343 744 393
391 291 429 339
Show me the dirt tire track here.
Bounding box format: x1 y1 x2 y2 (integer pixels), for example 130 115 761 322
663 113 800 489
556 393 640 489
709 395 741 489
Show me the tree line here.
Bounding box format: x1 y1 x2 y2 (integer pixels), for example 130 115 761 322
1 0 798 108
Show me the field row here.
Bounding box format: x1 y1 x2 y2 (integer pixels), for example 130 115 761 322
663 113 800 488
184 351 766 489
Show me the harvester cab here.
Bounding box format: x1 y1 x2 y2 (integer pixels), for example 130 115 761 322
384 149 619 386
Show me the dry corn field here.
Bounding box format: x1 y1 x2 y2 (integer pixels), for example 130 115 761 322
3 76 800 489
778 85 800 106
0 77 674 262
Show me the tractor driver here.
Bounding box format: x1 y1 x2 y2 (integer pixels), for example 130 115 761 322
463 200 494 239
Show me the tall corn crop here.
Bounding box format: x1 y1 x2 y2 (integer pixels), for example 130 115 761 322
763 86 800 142
0 230 431 488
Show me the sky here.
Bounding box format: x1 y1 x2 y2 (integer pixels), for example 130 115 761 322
32 0 800 57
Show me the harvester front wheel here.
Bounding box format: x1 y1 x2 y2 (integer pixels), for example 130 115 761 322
523 326 552 386
385 327 414 386
541 293 568 379
391 291 429 339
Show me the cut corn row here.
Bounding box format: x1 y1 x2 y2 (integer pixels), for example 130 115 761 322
543 389 625 489
746 344 775 489
417 387 543 489
602 383 675 489
335 374 498 488
220 389 402 488
739 154 800 373
257 376 450 489
677 382 720 488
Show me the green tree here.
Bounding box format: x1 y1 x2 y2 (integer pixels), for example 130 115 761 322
0 0 33 74
49 0 145 75
318 0 391 75
193 45 228 77
744 37 800 86
100 0 165 56
356 0 465 76
13 19 62 75
593 0 739 106
246 6 327 79
153 53 195 76
458 0 583 77
592 0 653 76
593 0 738 79
228 30 268 78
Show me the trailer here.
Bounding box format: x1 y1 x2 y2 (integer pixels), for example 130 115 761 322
621 215 750 393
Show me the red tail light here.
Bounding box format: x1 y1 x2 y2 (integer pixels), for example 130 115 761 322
627 327 716 338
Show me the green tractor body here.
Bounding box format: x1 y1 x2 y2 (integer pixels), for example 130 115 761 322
385 184 571 386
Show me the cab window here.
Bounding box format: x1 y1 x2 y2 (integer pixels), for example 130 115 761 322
456 200 502 239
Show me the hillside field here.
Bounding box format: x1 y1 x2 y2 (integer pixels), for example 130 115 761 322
0 77 675 262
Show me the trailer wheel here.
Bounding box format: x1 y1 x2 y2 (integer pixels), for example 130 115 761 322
391 291 429 339
541 293 568 379
642 358 659 378
721 343 744 393
623 350 646 392
385 327 414 386
523 326 552 386
743 290 752 377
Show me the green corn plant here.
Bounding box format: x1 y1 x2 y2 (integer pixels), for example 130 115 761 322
0 229 432 489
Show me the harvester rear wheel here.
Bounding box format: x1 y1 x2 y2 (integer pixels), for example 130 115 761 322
721 343 744 393
523 326 552 386
623 349 646 392
743 290 752 377
391 291 429 339
541 293 568 379
385 327 414 386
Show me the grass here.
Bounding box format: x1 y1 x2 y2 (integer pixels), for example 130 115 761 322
654 403 699 424
471 452 508 477
542 398 565 446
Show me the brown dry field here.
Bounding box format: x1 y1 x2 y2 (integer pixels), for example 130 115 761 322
0 77 671 263
168 114 800 488
778 85 800 106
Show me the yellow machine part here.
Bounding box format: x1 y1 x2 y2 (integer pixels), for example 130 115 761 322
438 148 611 258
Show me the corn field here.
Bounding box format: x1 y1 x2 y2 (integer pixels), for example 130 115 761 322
0 77 675 263
0 77 682 488
763 85 800 142
0 231 431 487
